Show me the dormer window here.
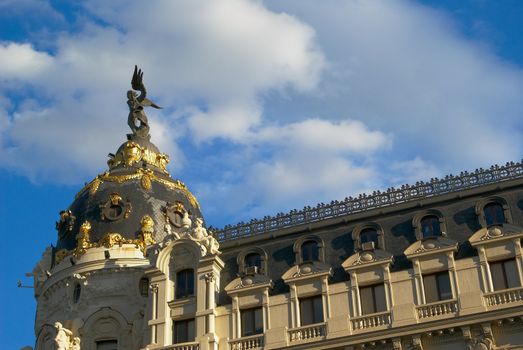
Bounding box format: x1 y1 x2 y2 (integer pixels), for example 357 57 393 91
352 223 385 251
420 215 441 238
484 203 505 227
412 211 446 241
293 236 325 264
475 197 512 228
237 248 268 276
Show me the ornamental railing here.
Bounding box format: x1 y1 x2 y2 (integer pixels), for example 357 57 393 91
287 322 326 343
484 286 523 307
416 299 458 319
351 310 391 330
213 161 523 242
229 334 264 350
159 342 199 350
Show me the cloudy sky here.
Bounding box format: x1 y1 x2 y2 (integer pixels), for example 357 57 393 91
1 0 523 347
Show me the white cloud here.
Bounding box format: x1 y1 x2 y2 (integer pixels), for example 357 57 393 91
2 0 523 226
0 43 53 79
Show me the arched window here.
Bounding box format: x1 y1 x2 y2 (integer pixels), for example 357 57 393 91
301 240 319 262
420 215 441 238
73 283 81 303
139 277 149 297
176 269 194 299
352 223 385 251
484 202 505 226
237 248 268 275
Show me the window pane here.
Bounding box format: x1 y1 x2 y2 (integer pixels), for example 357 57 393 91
174 319 195 343
491 262 508 291
242 310 254 336
254 308 264 334
421 216 441 238
423 274 438 303
302 241 319 262
484 203 505 226
176 269 194 298
245 253 262 269
300 298 313 325
360 229 378 246
504 260 520 289
96 340 118 350
436 272 452 300
313 296 324 323
374 284 387 312
360 286 375 314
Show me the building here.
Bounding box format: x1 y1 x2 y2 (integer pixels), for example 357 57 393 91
32 70 523 350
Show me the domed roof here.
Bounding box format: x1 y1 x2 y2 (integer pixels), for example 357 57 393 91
54 66 202 253
55 134 202 252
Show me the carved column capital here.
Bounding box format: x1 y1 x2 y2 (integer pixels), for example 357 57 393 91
204 272 216 283
149 283 159 293
392 337 402 350
412 335 423 350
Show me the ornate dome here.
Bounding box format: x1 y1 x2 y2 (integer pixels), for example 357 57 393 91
54 66 201 258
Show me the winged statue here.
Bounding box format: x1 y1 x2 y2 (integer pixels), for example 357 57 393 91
127 65 161 139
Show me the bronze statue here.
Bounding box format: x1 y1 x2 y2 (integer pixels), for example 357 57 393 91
127 65 161 139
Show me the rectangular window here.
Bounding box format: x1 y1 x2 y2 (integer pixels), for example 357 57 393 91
173 319 195 344
299 295 324 326
491 259 520 291
96 340 118 350
359 284 387 314
423 271 452 303
241 307 263 337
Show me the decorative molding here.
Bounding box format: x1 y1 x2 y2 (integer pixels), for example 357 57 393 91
75 168 200 209
214 161 523 242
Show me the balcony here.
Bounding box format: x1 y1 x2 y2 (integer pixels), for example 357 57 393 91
287 322 326 343
416 299 458 320
484 286 523 308
159 342 199 350
350 311 391 331
229 334 264 350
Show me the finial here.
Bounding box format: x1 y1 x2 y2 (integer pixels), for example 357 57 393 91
127 65 161 140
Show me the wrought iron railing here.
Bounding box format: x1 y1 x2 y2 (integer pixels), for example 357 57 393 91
213 161 523 242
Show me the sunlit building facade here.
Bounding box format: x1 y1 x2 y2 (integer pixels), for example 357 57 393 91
32 75 523 350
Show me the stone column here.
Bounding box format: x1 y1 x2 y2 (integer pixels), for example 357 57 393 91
513 238 523 285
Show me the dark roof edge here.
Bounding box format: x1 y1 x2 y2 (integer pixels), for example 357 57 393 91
213 160 523 243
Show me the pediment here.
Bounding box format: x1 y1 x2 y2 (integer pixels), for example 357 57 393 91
469 223 523 246
225 274 272 294
282 261 332 283
404 236 458 259
342 249 393 271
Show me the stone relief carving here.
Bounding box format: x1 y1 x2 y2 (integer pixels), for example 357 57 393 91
54 322 74 350
164 210 220 256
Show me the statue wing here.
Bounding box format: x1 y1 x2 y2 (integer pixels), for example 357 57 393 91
141 98 162 109
131 65 145 93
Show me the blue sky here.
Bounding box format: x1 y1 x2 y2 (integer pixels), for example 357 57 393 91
1 0 523 348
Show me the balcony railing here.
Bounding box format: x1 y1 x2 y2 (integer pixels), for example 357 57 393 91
416 299 458 319
288 322 326 343
158 342 199 350
351 311 391 331
229 334 264 350
484 286 523 307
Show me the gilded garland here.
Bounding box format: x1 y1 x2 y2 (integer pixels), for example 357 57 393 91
55 216 156 264
75 168 200 209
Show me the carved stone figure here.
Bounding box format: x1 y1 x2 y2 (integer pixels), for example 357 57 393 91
56 210 76 237
190 218 221 255
127 65 161 139
70 337 81 350
53 322 72 350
